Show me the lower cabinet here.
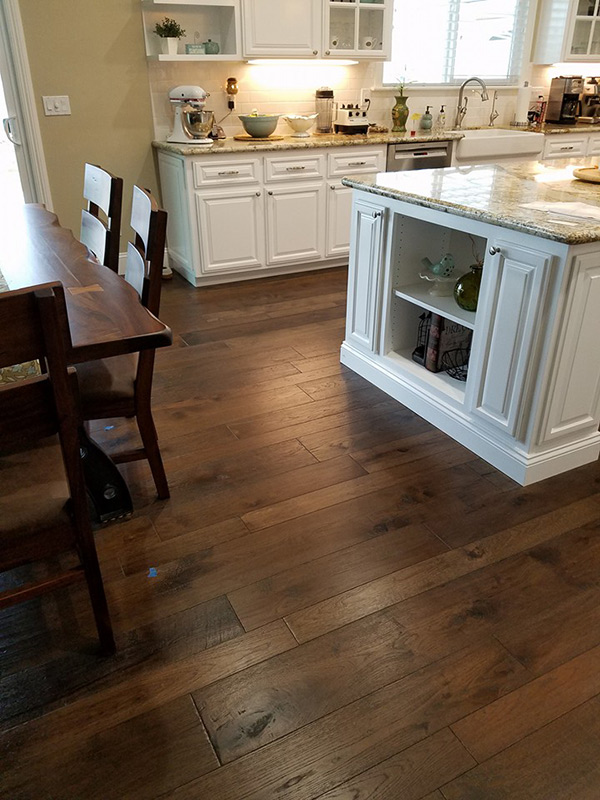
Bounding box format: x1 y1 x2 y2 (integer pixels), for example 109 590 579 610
195 187 265 275
326 181 353 258
266 182 325 265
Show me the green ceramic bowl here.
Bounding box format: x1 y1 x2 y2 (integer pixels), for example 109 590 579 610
238 114 281 138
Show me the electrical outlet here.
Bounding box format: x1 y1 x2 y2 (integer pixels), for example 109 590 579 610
360 88 371 107
42 95 71 116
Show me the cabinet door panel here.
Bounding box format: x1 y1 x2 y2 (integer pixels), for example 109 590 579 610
345 197 385 353
195 189 264 275
326 182 352 258
541 253 600 442
158 153 192 272
468 240 553 438
243 0 319 56
266 182 325 265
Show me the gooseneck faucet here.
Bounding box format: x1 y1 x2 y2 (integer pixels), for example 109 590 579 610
454 76 489 129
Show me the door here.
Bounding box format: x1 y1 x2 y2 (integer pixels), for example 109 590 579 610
0 0 48 209
466 238 554 439
195 187 265 275
326 181 352 257
265 182 325 265
243 0 320 57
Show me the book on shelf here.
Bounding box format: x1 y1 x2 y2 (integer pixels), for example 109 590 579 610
423 313 472 373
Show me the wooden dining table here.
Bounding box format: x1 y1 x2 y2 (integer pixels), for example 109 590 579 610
0 204 173 522
0 204 172 362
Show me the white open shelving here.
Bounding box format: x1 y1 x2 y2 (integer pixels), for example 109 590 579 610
393 282 476 329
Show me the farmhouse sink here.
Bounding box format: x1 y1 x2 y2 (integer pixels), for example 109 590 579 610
454 128 545 163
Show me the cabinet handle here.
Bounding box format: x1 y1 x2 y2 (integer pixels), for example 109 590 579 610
330 185 336 190
255 191 261 196
348 161 367 166
313 50 318 55
489 246 501 255
560 146 574 151
217 170 240 175
286 166 306 171
326 50 330 55
268 190 273 195
373 210 383 218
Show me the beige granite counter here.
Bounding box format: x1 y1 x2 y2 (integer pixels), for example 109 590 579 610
342 158 600 245
152 130 463 156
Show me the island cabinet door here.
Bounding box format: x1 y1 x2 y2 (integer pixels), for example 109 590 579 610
539 251 600 445
345 197 385 354
466 239 554 439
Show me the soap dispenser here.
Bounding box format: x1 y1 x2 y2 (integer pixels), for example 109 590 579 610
420 106 433 130
434 105 446 133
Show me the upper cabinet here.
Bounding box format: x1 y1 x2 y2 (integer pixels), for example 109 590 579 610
141 0 242 61
533 0 600 63
242 0 392 59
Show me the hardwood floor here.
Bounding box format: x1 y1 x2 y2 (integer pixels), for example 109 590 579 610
3 265 600 799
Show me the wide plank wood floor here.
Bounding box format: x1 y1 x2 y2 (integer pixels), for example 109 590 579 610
3 266 600 799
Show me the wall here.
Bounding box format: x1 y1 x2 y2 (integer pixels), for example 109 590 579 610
150 59 520 140
18 0 156 247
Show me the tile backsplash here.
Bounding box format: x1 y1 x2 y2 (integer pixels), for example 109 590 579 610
148 60 521 140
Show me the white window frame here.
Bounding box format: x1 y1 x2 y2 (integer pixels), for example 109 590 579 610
379 0 537 90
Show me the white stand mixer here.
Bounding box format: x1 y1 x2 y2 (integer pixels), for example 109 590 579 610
168 85 214 144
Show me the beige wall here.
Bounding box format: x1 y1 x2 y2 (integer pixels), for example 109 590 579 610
18 0 156 250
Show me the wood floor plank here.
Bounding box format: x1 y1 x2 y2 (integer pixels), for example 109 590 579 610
441 697 600 800
450 643 600 763
229 523 447 630
170 640 528 800
1 694 218 800
313 728 476 800
285 495 600 642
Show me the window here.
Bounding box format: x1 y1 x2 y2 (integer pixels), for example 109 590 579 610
382 0 531 86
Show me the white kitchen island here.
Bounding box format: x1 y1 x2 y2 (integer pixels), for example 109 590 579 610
341 160 600 485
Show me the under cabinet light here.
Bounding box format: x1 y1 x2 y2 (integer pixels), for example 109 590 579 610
246 59 359 66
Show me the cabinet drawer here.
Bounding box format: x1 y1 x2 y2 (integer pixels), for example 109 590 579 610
543 136 588 159
587 134 600 155
327 149 385 177
193 159 260 187
264 154 325 182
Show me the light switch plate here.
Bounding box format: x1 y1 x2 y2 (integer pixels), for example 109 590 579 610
42 95 71 116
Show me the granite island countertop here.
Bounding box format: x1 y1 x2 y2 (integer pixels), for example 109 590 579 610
342 158 600 245
152 130 464 156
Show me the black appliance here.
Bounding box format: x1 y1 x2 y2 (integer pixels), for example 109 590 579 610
546 76 583 124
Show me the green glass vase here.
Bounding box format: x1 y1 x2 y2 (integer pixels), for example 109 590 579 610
454 264 482 312
392 95 409 132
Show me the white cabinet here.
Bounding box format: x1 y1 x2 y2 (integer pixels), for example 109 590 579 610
242 0 391 59
266 182 326 265
195 186 265 274
542 131 600 160
156 143 386 286
534 0 600 63
587 133 600 154
344 196 385 353
141 0 241 61
466 240 554 439
242 0 321 57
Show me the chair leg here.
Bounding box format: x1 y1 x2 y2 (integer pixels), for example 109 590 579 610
77 535 116 654
136 404 170 499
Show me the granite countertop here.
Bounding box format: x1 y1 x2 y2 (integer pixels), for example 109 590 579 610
152 130 464 156
342 158 600 245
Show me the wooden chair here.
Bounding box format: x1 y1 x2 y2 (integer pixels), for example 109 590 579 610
0 283 115 654
76 186 170 499
80 163 123 274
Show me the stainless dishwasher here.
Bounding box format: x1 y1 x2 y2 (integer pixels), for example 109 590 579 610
386 140 453 171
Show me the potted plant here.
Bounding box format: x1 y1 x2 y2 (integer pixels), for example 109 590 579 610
154 17 186 56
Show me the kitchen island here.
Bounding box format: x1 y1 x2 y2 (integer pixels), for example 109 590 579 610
341 159 600 485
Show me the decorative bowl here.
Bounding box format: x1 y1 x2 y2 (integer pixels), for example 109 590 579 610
283 114 318 138
238 113 281 138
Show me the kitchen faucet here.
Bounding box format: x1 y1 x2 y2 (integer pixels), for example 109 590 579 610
488 91 499 126
454 77 489 130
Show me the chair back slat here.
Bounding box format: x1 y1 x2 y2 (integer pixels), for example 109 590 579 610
0 377 58 450
80 209 108 265
124 240 146 301
82 163 123 274
130 185 152 253
0 282 67 368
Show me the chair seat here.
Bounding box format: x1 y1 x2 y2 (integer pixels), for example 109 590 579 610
77 354 137 418
0 436 70 537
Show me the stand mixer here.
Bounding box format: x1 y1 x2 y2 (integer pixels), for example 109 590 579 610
168 85 214 144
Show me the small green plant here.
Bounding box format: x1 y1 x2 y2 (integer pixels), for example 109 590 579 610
154 17 186 38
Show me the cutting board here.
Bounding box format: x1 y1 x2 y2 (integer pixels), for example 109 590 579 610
573 166 600 184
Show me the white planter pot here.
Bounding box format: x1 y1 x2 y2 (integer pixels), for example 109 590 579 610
162 37 179 55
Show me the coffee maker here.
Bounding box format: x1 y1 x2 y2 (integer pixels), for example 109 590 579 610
579 77 600 123
545 76 583 124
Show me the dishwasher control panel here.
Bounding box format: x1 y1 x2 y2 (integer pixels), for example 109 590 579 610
386 140 453 171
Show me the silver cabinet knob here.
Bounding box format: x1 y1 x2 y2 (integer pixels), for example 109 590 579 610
313 50 318 55
373 210 383 218
325 50 330 55
489 246 501 255
255 191 261 196
268 190 273 195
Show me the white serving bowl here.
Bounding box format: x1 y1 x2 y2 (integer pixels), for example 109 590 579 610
284 114 318 138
